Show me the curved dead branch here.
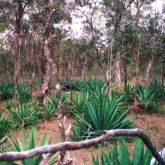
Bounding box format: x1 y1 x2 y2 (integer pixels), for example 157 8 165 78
0 128 164 164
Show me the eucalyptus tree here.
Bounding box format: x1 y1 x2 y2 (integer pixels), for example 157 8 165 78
102 0 161 87
100 0 135 91
39 0 71 103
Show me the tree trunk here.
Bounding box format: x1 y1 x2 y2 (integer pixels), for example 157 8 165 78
40 0 54 103
124 61 127 90
81 54 88 80
28 23 35 95
0 55 2 83
13 33 21 102
114 52 122 84
161 55 165 87
13 1 24 103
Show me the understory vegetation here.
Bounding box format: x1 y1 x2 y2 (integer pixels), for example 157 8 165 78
0 78 164 164
1 0 165 164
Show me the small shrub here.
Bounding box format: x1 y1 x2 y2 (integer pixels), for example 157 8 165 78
7 101 39 128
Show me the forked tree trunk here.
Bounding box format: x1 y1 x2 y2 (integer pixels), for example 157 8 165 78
40 0 54 103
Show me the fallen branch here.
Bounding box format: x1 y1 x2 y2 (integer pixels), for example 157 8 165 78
0 128 165 165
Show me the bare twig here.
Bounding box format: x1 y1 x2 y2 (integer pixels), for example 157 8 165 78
0 128 165 164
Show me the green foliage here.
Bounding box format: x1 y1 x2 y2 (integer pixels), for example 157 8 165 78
0 161 17 165
83 80 104 93
149 78 164 101
135 84 159 112
43 95 58 119
51 1 72 24
0 112 12 142
71 91 89 114
17 83 31 104
42 92 68 119
7 101 39 128
123 84 135 103
6 127 49 165
0 81 31 103
71 93 133 140
0 81 14 100
61 91 69 104
92 139 152 165
72 79 105 93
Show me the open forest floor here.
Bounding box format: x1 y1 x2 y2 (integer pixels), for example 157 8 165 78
0 78 165 164
9 111 165 165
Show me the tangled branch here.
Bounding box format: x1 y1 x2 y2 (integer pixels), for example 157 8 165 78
0 128 165 164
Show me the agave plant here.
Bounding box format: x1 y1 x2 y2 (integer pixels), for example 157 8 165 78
4 127 50 165
71 93 133 140
7 101 39 128
71 91 90 114
0 161 17 165
0 112 12 142
83 80 104 93
123 84 135 103
61 91 69 104
17 82 31 104
135 85 159 112
0 81 14 100
43 95 58 119
73 80 84 91
149 78 164 101
42 92 68 119
92 139 152 165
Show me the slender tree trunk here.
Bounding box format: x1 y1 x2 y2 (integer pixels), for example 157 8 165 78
0 55 2 83
114 52 122 84
136 36 141 76
13 1 24 103
40 0 53 103
124 61 127 90
13 33 21 102
68 59 72 77
161 55 165 87
82 54 88 80
28 23 35 95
